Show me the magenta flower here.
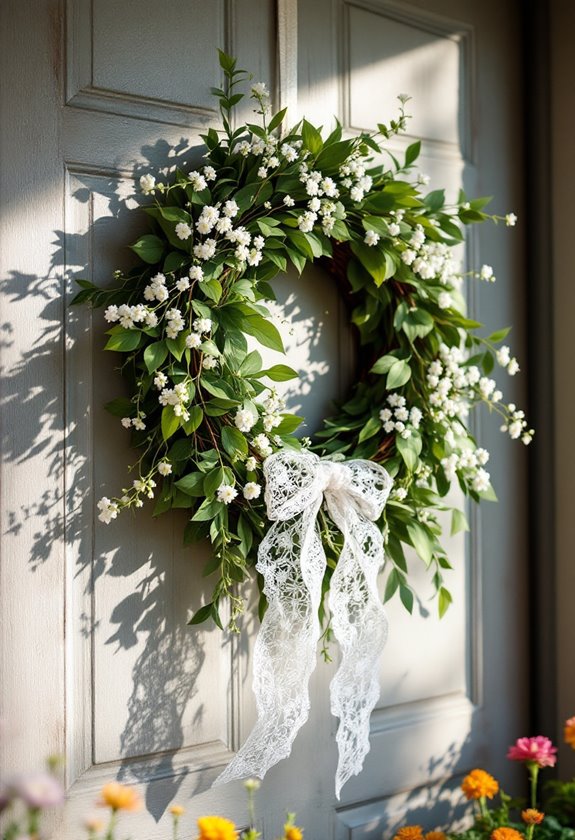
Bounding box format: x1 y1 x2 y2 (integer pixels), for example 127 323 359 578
507 736 557 768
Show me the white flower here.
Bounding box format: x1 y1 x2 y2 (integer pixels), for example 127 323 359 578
401 248 416 265
257 166 268 179
505 212 517 226
388 222 401 236
185 332 202 349
476 448 490 465
203 165 217 181
235 408 257 433
175 222 192 240
133 416 146 431
193 317 212 334
438 291 452 309
298 211 317 232
496 345 511 366
253 235 265 250
217 484 238 504
251 81 269 98
139 174 156 195
418 173 430 185
364 230 380 246
409 407 422 428
263 201 272 209
189 265 204 281
97 496 119 524
202 355 218 370
157 461 172 476
393 487 408 501
224 198 240 219
379 408 392 422
216 216 233 234
242 482 261 501
176 277 190 292
480 264 495 281
283 195 295 207
193 239 217 260
154 371 168 389
104 305 119 322
189 171 207 192
253 433 272 457
507 358 520 376
245 456 257 471
121 417 132 429
472 468 491 492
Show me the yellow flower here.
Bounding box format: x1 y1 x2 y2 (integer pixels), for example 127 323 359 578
426 832 447 840
170 804 185 817
393 827 424 840
521 810 544 825
461 769 499 800
98 782 142 812
491 829 524 840
197 815 238 840
564 717 575 750
284 826 303 840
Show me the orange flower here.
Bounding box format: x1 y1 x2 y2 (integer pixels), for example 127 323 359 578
393 827 424 840
284 826 304 840
491 829 524 840
98 782 141 812
461 769 499 800
564 717 575 750
426 832 448 840
197 815 237 840
170 804 185 817
521 809 544 825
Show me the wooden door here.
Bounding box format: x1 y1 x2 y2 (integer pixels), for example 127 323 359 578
0 1 528 838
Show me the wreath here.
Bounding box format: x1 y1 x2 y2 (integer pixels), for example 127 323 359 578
73 51 531 638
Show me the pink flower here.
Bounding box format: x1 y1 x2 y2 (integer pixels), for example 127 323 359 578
11 772 65 808
507 736 557 768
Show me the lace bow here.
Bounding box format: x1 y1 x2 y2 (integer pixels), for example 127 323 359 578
214 450 393 797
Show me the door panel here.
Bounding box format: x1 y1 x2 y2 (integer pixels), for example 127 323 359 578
0 1 528 838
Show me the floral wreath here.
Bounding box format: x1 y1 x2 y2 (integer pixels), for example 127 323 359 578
74 51 530 638
74 50 532 794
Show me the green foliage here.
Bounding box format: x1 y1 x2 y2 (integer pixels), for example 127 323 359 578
71 52 529 632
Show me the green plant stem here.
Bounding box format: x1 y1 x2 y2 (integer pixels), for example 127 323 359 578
478 795 489 820
105 809 118 840
529 763 540 809
172 814 179 840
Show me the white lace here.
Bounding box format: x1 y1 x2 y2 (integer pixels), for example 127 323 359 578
214 451 393 797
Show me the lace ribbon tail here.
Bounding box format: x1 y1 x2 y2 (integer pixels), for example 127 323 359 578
214 500 325 786
328 508 388 799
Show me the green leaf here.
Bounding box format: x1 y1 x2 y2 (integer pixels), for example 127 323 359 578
187 602 214 626
384 569 399 602
104 329 141 352
438 587 452 618
191 497 223 522
451 508 469 536
274 415 304 435
386 359 411 389
301 119 323 155
242 314 285 353
268 107 288 132
399 585 414 613
255 364 299 381
396 433 421 472
221 426 248 458
371 353 401 375
104 397 134 417
161 405 180 441
488 327 511 343
199 278 223 303
424 189 446 213
175 471 205 496
204 466 225 498
406 520 433 566
404 140 421 167
164 251 189 273
131 234 165 264
358 415 381 444
350 242 389 286
144 340 168 373
182 404 203 434
238 350 263 376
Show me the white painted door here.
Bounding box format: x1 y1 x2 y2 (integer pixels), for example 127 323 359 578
0 1 528 838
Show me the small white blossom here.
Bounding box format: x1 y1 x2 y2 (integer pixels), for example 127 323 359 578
176 277 190 292
507 358 520 376
438 291 453 309
472 468 491 492
388 222 401 236
245 456 257 471
189 265 204 281
393 487 408 501
185 332 202 349
202 355 218 370
203 165 217 181
193 317 212 334
139 174 156 195
189 171 207 192
253 433 273 457
243 482 261 501
505 212 517 226
121 417 132 429
104 305 119 322
235 408 257 433
157 461 172 476
217 484 238 504
480 264 495 282
175 222 192 241
496 345 511 367
364 230 380 247
154 372 168 389
251 81 269 98
283 195 295 207
97 496 119 524
401 248 416 265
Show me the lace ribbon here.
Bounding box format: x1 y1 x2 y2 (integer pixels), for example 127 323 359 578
214 451 393 797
